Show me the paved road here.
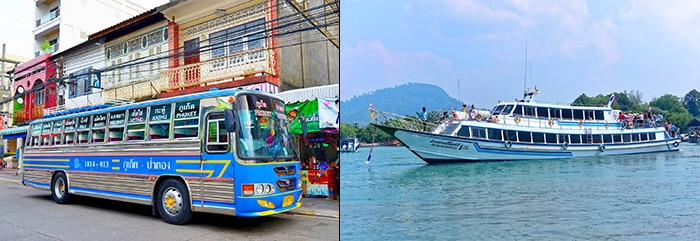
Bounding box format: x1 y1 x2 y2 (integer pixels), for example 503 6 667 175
0 178 339 241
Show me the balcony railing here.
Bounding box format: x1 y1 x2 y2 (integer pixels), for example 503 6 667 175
35 43 59 57
13 105 45 124
36 8 60 27
160 49 275 91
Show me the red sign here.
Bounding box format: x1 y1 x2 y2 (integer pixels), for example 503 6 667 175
0 116 4 130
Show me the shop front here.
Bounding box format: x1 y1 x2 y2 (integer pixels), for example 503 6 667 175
282 94 339 199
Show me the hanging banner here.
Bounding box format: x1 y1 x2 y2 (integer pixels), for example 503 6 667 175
285 100 320 134
318 98 339 130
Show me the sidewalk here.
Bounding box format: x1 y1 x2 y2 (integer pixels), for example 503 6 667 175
0 168 338 219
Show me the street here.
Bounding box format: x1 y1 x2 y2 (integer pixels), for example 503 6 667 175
0 178 339 241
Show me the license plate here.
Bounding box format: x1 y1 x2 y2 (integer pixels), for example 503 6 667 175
282 195 294 207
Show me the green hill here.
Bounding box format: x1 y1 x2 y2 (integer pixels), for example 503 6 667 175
340 83 462 125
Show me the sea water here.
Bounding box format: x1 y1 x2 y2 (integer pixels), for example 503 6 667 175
340 144 700 240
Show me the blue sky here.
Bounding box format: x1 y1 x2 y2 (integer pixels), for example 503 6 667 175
341 0 700 109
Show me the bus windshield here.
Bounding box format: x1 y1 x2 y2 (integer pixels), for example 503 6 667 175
236 94 296 162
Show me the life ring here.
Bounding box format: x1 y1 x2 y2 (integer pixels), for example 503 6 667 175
604 121 610 129
476 113 483 121
599 144 606 152
673 141 680 147
578 120 584 128
562 142 569 150
548 119 555 126
514 115 522 124
504 141 512 149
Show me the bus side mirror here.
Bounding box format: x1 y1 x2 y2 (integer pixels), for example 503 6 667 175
224 109 236 132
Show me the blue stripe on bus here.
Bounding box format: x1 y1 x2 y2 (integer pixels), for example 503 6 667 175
193 200 236 209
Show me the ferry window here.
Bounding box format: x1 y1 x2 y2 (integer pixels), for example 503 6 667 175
518 131 532 143
595 111 604 120
585 111 595 120
491 105 505 115
127 108 147 141
206 113 229 152
174 100 200 139
506 130 517 141
456 127 469 137
545 133 557 144
640 133 648 141
92 113 107 144
592 134 602 144
573 110 584 120
108 111 126 142
488 128 502 141
549 108 561 119
512 105 523 116
649 133 657 141
632 133 640 142
570 134 582 144
471 127 486 139
559 134 569 144
603 134 612 143
562 109 573 120
502 105 514 115
524 106 535 117
532 132 544 143
613 134 622 143
536 107 548 119
148 104 173 140
623 134 631 143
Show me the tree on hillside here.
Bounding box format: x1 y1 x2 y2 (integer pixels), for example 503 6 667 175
683 89 700 117
624 90 644 106
340 123 360 138
650 94 693 129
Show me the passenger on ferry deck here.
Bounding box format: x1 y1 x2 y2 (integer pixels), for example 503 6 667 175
461 104 468 113
618 112 625 122
452 110 459 120
468 105 476 120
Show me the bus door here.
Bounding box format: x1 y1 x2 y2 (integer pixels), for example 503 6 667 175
201 111 235 202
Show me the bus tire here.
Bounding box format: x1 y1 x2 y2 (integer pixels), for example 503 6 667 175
156 179 192 225
51 172 70 204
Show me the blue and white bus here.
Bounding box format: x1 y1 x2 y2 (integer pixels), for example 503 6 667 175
21 89 301 224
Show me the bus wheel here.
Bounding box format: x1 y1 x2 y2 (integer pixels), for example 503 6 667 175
156 179 192 225
51 172 70 204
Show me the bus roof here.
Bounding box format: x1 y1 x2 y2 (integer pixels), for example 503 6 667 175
30 89 281 125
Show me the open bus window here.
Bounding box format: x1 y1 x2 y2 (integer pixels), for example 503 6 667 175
149 123 171 140
53 134 63 145
109 128 124 142
174 100 200 139
174 119 198 139
127 124 146 141
42 135 51 146
64 132 75 145
92 129 105 143
78 131 90 144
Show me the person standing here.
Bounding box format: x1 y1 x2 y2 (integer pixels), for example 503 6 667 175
468 105 476 120
421 107 427 131
461 104 468 113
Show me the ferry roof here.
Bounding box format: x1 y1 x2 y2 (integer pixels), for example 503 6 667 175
29 89 281 125
494 101 614 111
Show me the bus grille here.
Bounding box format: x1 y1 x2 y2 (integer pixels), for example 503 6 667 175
276 178 297 192
273 165 295 176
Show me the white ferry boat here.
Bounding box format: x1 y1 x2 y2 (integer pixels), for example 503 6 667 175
373 93 681 164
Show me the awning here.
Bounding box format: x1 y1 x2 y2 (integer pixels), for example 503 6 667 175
278 84 339 103
0 126 28 139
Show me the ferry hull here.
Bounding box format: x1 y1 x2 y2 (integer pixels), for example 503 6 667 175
375 124 681 164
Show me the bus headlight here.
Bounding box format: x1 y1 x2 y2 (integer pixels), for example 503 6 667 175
264 184 272 194
255 184 264 195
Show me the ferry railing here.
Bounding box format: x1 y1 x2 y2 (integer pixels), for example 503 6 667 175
372 109 438 133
